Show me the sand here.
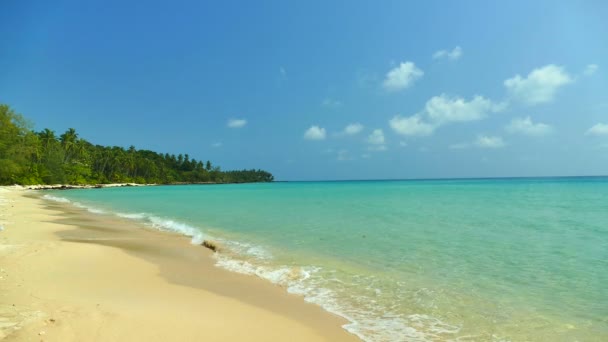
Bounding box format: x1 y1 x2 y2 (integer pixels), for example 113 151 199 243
0 187 359 341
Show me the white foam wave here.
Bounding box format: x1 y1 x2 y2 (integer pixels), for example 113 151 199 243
213 251 461 342
116 212 147 220
71 202 106 214
220 240 273 260
43 194 108 214
42 195 207 245
88 208 106 214
113 211 207 245
146 216 207 244
0 225 4 232
42 194 71 203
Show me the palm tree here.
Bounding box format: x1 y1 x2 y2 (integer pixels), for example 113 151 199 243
38 128 57 152
60 128 78 162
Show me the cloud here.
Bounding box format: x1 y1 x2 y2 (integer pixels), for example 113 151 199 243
399 141 408 147
504 64 572 105
506 117 552 136
586 123 608 136
367 129 385 145
584 64 598 76
343 123 364 135
425 94 505 124
212 142 222 148
388 94 505 137
322 98 342 108
280 67 287 77
383 62 423 91
304 125 327 140
227 118 247 128
367 129 387 151
389 115 435 136
475 135 505 148
433 46 462 60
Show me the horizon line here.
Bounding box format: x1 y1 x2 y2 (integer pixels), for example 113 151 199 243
276 175 608 183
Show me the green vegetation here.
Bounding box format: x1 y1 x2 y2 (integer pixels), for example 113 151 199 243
0 104 273 185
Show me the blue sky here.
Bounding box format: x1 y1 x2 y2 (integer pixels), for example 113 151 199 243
1 0 607 180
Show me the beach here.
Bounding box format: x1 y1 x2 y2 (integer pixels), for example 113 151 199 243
3 179 607 341
0 187 358 341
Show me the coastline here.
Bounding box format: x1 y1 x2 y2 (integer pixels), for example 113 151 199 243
0 187 358 341
23 181 272 191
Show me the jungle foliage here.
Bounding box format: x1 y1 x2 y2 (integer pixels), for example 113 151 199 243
0 104 273 185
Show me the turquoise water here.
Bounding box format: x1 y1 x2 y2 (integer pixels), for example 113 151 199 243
45 178 608 341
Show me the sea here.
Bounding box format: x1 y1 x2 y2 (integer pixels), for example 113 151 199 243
42 177 608 341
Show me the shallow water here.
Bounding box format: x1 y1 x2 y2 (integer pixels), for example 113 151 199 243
45 178 608 341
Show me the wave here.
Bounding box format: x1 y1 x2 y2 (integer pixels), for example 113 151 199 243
116 212 147 220
42 194 71 203
43 194 107 214
213 251 461 342
39 193 459 341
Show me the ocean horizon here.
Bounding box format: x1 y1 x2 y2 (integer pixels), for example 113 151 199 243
44 177 608 341
277 175 608 183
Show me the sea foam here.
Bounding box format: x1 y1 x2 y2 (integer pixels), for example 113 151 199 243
43 195 107 214
212 250 455 342
42 194 71 203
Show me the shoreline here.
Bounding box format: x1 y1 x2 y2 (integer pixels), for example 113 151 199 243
21 181 274 191
0 187 358 341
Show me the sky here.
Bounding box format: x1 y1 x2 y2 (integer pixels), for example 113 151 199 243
1 0 607 181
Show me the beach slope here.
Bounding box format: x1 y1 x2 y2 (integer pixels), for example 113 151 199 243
0 188 357 341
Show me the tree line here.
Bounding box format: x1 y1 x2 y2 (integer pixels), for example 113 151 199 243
0 104 273 185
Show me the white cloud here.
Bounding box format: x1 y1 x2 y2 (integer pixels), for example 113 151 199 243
586 123 608 136
367 129 385 145
584 64 598 76
383 62 423 91
506 117 552 136
389 115 435 136
343 123 364 135
433 46 462 60
361 153 371 159
475 135 505 148
388 94 504 137
227 118 247 128
304 125 327 140
399 141 408 147
322 98 342 108
212 142 222 148
280 67 287 77
425 94 505 124
504 64 572 105
388 94 505 137
367 129 387 151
